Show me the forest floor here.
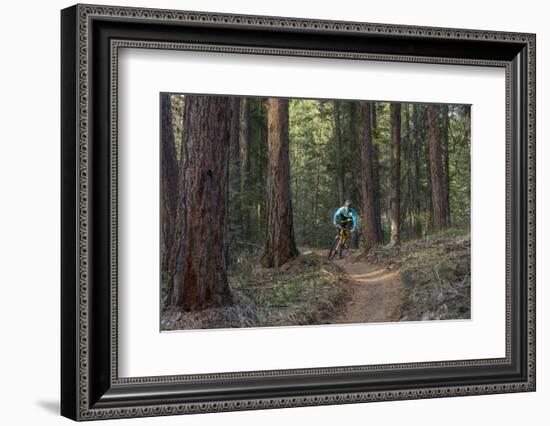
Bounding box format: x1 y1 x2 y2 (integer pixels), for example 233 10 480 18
161 251 353 331
161 229 470 331
357 228 471 321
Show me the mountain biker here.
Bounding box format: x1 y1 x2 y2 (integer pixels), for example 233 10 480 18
332 199 358 235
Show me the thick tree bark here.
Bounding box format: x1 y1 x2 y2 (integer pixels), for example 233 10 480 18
360 102 381 251
160 94 179 275
169 95 232 310
228 97 242 236
390 103 401 246
239 97 251 238
261 98 299 268
333 102 345 204
427 104 449 232
410 104 423 237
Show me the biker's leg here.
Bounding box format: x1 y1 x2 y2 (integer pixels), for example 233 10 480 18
342 229 352 256
338 233 345 258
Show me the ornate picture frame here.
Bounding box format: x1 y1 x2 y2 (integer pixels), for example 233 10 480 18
61 4 535 421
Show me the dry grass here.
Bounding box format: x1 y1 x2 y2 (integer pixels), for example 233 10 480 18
161 251 352 331
361 228 471 321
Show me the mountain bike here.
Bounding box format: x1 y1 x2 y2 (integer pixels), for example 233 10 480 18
328 218 353 260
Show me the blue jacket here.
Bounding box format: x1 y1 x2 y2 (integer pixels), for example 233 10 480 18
332 206 358 232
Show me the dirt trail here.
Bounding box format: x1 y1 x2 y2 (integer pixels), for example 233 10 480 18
331 253 404 324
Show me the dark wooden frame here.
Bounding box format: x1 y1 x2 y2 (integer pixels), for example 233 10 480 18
61 3 536 421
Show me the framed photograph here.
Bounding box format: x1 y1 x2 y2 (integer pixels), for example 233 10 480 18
61 4 536 421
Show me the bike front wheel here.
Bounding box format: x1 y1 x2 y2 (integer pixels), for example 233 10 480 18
328 235 341 260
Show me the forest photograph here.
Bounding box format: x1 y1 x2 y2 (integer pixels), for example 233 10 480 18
159 93 471 331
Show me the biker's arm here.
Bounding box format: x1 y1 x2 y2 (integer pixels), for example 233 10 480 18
350 208 359 232
332 207 343 226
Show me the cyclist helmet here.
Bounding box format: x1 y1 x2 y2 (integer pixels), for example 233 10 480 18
344 199 352 208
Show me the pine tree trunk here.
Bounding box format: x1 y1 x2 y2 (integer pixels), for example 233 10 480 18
254 99 268 241
261 98 299 268
314 154 321 228
160 94 179 275
228 97 241 238
239 97 251 238
422 106 433 233
360 102 381 251
427 104 449 232
370 104 384 242
441 104 451 226
349 102 361 249
411 104 423 237
403 104 412 231
169 95 232 310
390 103 401 246
334 102 345 203
371 103 378 131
